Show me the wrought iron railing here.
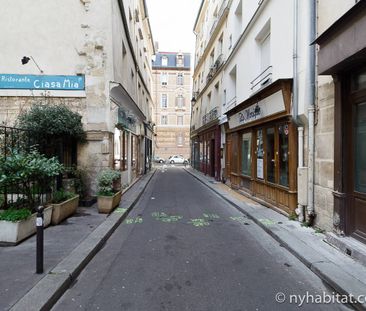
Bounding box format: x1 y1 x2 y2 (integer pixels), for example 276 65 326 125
250 66 273 91
202 107 219 125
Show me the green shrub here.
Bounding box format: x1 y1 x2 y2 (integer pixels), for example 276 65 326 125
97 169 121 196
51 189 75 204
0 208 32 222
16 104 86 143
0 149 63 210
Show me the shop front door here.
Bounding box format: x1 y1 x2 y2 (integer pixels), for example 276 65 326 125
350 99 366 242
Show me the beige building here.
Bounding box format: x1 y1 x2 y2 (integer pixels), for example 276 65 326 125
0 0 155 195
152 52 191 160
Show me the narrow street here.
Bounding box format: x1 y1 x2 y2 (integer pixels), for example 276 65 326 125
52 167 349 311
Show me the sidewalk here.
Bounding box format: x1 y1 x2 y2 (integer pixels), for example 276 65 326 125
0 170 155 311
185 167 366 311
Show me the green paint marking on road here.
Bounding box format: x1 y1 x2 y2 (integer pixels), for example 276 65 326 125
203 213 220 219
230 216 247 223
125 217 143 224
152 212 183 223
115 208 128 214
188 218 210 227
259 218 276 226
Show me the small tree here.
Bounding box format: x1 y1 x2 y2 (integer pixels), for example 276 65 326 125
16 104 86 169
16 104 86 143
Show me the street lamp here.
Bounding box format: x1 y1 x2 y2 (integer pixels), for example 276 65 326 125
21 56 44 73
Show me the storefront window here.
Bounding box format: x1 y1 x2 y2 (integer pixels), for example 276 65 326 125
266 127 275 183
278 124 289 187
114 128 121 170
114 129 128 171
256 129 264 179
203 140 206 162
207 140 210 161
122 131 128 171
199 141 203 162
241 132 252 176
352 70 366 92
355 102 366 193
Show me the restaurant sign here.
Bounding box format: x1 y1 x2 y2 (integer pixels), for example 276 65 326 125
0 74 85 90
228 90 285 129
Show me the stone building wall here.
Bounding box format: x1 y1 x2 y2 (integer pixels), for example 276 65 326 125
314 76 335 230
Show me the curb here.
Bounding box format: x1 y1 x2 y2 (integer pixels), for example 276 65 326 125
10 169 156 311
184 168 366 311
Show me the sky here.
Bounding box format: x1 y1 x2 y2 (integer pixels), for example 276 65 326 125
146 0 202 56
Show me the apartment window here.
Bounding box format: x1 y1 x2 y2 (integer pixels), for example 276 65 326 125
177 133 184 146
177 115 183 125
210 49 215 67
161 94 168 108
122 41 126 57
218 34 223 55
256 20 271 73
261 33 271 72
160 73 168 85
161 115 168 125
177 54 184 67
162 56 168 66
176 95 185 108
177 73 184 85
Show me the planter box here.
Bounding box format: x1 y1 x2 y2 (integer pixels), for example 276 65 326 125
51 195 79 225
0 206 53 245
97 191 122 214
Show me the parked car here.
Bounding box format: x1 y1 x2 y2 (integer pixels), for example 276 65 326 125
153 156 165 164
169 155 188 164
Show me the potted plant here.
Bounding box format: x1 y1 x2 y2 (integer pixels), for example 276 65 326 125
50 189 79 225
97 168 122 214
0 150 63 244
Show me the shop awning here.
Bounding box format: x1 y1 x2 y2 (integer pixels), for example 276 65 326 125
110 83 146 122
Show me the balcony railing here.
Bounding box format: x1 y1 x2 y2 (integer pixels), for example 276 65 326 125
250 66 273 91
225 96 237 111
202 106 219 125
206 54 224 84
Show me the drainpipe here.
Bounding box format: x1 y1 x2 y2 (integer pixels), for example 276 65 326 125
306 0 316 224
293 0 306 221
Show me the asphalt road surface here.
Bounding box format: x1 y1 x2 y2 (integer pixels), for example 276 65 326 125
53 167 352 311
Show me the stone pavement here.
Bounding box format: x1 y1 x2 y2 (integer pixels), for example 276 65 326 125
185 167 366 311
0 170 155 311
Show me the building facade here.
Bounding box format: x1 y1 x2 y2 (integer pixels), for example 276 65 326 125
191 0 228 181
152 52 191 160
0 0 155 194
314 0 366 246
191 0 298 213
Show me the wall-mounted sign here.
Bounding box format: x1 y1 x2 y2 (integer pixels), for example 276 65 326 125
0 74 85 90
228 90 285 129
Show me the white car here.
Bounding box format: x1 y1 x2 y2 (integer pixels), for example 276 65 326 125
169 155 188 164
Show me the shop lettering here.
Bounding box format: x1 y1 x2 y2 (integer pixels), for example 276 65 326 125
33 79 79 89
238 105 261 124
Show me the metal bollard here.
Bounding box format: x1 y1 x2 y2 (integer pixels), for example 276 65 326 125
36 206 44 274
